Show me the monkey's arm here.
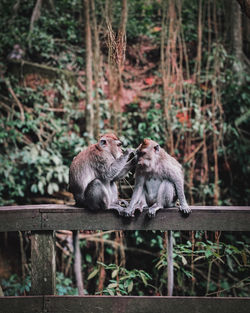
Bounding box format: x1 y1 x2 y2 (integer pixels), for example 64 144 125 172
112 152 138 181
99 150 135 181
123 175 145 217
169 172 191 214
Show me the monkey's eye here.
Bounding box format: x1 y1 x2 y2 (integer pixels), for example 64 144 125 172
100 139 106 146
154 145 160 152
117 141 122 147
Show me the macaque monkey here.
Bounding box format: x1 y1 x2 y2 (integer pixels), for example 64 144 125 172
124 138 191 217
7 44 25 60
69 133 136 295
69 133 136 214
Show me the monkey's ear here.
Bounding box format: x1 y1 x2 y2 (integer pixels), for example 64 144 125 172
154 144 160 152
116 140 122 147
100 139 107 146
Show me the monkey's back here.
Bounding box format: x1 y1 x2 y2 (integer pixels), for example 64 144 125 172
161 149 184 180
69 146 96 194
69 144 115 193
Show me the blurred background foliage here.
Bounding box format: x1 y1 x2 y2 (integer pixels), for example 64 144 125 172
0 0 250 297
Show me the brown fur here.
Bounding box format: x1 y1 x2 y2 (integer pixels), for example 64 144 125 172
123 138 191 217
99 133 119 141
69 133 135 211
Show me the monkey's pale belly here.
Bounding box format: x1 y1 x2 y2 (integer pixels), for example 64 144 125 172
144 178 161 206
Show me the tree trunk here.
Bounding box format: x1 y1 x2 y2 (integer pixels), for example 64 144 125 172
231 0 243 59
237 0 250 18
106 0 127 134
243 13 250 58
91 0 101 139
230 0 245 81
73 230 84 295
84 0 94 142
29 0 43 36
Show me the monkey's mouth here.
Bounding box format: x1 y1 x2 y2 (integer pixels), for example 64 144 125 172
138 158 150 166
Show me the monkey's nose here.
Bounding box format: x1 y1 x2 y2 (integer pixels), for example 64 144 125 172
138 151 146 158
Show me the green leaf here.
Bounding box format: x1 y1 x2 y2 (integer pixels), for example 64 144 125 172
85 254 92 263
111 269 119 279
107 282 118 289
108 289 115 296
87 268 99 280
205 249 213 258
181 255 187 265
140 273 147 286
127 280 133 293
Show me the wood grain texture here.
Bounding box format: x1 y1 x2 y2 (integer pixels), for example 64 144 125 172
0 296 43 313
44 296 250 313
31 231 56 296
0 205 250 231
0 296 250 313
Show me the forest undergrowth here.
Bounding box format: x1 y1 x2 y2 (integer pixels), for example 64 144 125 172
0 0 250 297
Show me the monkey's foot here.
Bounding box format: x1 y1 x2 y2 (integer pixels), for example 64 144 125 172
109 204 128 215
116 199 129 207
147 204 163 218
179 204 191 215
122 208 136 217
135 201 147 213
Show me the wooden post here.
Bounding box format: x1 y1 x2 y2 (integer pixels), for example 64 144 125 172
167 230 174 296
31 231 56 295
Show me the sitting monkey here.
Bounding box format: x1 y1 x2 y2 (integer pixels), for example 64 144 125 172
69 133 136 214
123 138 191 217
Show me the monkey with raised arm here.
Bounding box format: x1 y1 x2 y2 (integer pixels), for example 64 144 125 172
69 133 136 214
124 138 191 217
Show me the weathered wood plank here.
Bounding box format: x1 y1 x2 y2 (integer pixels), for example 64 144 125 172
0 296 43 313
44 296 250 313
31 231 56 295
0 208 41 232
41 206 250 231
0 205 250 231
1 296 249 313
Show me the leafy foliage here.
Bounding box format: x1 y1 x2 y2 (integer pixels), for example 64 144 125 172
0 78 86 204
89 262 152 296
1 272 77 296
0 0 250 298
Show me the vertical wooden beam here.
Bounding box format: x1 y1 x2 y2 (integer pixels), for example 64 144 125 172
167 230 174 296
72 230 84 295
31 231 56 295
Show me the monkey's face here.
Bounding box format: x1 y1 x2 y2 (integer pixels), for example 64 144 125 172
98 134 123 159
137 139 160 168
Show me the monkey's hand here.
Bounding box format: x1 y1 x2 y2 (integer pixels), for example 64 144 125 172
124 148 137 162
179 204 191 215
147 203 163 218
122 201 147 217
121 207 136 217
117 199 129 207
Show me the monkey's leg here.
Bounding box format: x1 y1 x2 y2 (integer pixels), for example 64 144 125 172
109 182 129 210
122 175 146 217
122 195 147 217
171 178 191 214
148 181 175 218
85 180 126 214
163 181 177 208
109 203 128 215
135 200 148 212
84 179 110 211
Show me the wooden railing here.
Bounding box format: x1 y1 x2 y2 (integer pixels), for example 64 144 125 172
0 205 250 313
